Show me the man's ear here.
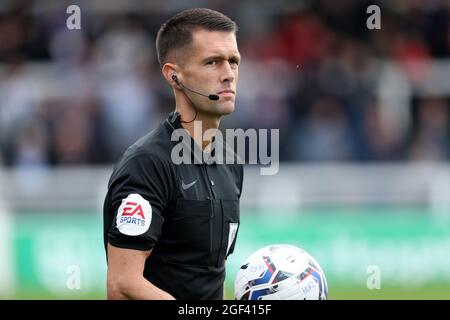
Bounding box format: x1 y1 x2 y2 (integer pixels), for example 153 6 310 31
162 63 180 88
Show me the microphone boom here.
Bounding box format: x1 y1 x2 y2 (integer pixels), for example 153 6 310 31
173 75 219 101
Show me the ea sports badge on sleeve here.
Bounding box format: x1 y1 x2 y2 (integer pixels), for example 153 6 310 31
116 194 152 236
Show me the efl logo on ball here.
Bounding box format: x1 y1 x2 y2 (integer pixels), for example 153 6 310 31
116 194 152 236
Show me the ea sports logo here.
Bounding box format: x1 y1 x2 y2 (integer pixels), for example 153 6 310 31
122 202 145 220
116 194 152 236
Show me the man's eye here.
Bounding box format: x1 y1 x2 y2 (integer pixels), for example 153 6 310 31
206 59 219 66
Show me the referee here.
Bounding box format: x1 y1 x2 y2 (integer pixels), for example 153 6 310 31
103 8 243 300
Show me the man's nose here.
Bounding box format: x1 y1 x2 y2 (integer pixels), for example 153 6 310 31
220 62 235 83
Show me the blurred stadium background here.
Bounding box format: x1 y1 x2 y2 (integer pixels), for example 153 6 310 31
0 0 450 299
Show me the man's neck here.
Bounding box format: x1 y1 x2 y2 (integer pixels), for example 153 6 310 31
177 108 221 150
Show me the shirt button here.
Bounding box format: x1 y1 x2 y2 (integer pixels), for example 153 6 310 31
210 180 215 186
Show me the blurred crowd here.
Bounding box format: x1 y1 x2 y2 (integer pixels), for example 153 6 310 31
0 0 449 167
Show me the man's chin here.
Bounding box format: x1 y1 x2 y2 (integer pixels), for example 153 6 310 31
216 101 235 114
196 101 235 118
205 103 234 116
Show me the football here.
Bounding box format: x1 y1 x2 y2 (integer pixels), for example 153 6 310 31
234 244 328 300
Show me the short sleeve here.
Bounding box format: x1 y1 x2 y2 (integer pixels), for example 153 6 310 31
106 153 174 251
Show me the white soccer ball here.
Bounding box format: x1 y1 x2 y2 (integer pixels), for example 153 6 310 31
234 244 328 300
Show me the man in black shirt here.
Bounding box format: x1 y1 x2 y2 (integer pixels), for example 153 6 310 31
103 8 243 300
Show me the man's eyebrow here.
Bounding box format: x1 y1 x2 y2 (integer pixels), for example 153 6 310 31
202 53 241 62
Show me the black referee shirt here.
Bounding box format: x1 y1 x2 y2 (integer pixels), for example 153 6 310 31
103 111 243 300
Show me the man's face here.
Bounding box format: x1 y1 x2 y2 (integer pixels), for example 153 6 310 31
178 29 240 116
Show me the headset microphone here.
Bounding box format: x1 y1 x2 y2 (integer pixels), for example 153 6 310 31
172 75 220 101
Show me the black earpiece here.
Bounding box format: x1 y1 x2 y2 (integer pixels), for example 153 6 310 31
171 74 179 85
